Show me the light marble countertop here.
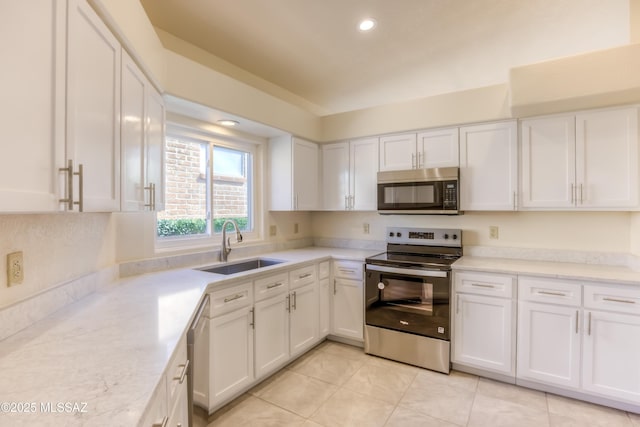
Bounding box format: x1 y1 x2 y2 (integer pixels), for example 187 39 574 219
453 256 640 286
0 246 377 427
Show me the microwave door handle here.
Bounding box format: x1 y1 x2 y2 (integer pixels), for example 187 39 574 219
365 264 448 278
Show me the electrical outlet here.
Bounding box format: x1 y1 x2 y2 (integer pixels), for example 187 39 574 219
489 226 499 240
7 251 24 286
294 223 299 234
269 225 277 236
363 223 370 234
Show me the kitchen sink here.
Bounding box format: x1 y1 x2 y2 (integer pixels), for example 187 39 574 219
199 258 285 275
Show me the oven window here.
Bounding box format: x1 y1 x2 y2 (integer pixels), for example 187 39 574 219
380 275 434 315
383 183 436 204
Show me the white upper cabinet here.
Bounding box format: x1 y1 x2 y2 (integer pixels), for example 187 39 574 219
0 0 66 212
121 51 165 212
460 121 518 211
521 107 639 210
379 133 417 171
66 0 121 212
521 115 576 208
379 129 459 171
269 136 319 211
322 137 378 211
418 127 459 168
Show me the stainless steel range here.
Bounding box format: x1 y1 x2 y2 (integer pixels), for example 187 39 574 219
364 227 462 374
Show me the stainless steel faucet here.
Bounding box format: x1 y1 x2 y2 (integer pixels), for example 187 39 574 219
220 219 243 262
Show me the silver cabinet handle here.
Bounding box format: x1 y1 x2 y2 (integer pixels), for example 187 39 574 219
249 308 255 329
173 359 189 384
579 183 583 204
299 273 312 279
571 183 575 204
418 151 424 168
59 159 74 210
76 163 84 212
603 297 635 304
588 311 592 336
350 195 354 210
224 294 244 303
144 182 156 210
152 416 168 427
456 295 460 314
471 283 495 289
339 269 356 274
513 191 517 210
575 310 579 334
538 290 567 297
344 195 348 210
292 291 297 310
411 153 416 169
333 279 337 295
267 282 283 289
286 294 291 312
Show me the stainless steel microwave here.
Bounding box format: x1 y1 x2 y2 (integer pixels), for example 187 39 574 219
377 167 459 214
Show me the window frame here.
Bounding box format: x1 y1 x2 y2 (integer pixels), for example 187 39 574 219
155 123 264 253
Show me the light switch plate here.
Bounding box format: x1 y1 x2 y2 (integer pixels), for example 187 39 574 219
7 251 24 286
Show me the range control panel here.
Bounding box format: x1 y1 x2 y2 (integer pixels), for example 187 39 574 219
386 227 462 247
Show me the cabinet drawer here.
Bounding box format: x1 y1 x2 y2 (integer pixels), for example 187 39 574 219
519 276 582 306
454 271 515 298
585 285 640 315
333 260 363 281
254 273 289 302
319 261 330 279
210 282 253 317
289 265 316 290
167 335 188 403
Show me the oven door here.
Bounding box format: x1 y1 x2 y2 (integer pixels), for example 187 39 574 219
377 180 444 211
365 264 450 340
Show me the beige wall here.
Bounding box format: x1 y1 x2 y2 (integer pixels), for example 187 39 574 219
0 214 115 309
312 211 632 254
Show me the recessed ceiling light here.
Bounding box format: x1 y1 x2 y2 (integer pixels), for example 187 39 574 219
359 18 377 32
217 119 239 127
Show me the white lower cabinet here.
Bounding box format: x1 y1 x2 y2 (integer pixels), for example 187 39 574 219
332 260 364 341
254 293 289 379
167 375 188 427
452 271 516 377
290 281 319 357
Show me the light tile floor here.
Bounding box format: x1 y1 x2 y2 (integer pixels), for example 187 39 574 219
205 341 640 426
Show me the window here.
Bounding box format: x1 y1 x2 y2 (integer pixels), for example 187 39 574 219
157 130 258 244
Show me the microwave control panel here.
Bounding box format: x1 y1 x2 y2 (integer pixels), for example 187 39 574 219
442 180 458 209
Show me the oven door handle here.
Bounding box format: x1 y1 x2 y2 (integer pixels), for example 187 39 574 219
365 264 448 278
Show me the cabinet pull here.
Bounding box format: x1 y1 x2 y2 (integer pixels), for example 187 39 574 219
588 311 592 336
513 191 516 210
411 153 416 169
340 269 356 274
456 295 460 314
267 282 283 289
344 195 348 210
418 151 424 168
571 183 575 204
144 182 156 210
75 164 84 212
152 416 168 427
173 359 190 384
333 279 337 295
59 159 74 210
575 310 579 334
349 195 354 210
292 291 297 310
579 183 583 204
471 283 495 289
299 273 312 279
603 297 635 304
538 290 566 297
249 308 255 329
286 294 291 312
224 294 244 303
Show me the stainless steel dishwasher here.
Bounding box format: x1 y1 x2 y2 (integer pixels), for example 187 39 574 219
187 295 209 427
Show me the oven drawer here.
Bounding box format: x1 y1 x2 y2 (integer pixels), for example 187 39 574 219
454 271 515 298
585 284 640 315
334 260 363 281
519 276 581 306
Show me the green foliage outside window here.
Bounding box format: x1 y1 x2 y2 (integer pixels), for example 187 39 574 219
157 217 249 237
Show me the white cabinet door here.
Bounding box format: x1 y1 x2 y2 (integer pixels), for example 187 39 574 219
379 133 417 171
332 278 363 341
576 107 639 208
67 0 121 212
145 86 165 211
583 310 640 402
290 282 319 357
293 138 319 211
210 308 254 409
520 115 576 209
350 137 379 210
319 277 331 338
0 0 66 212
254 294 289 379
453 293 515 375
460 121 518 211
517 301 581 388
322 142 349 210
120 52 146 211
418 127 459 168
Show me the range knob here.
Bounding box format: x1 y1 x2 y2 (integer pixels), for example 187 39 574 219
443 234 449 239
397 232 402 238
452 234 458 240
389 232 395 237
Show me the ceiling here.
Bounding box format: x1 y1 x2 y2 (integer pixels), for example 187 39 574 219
140 0 630 116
